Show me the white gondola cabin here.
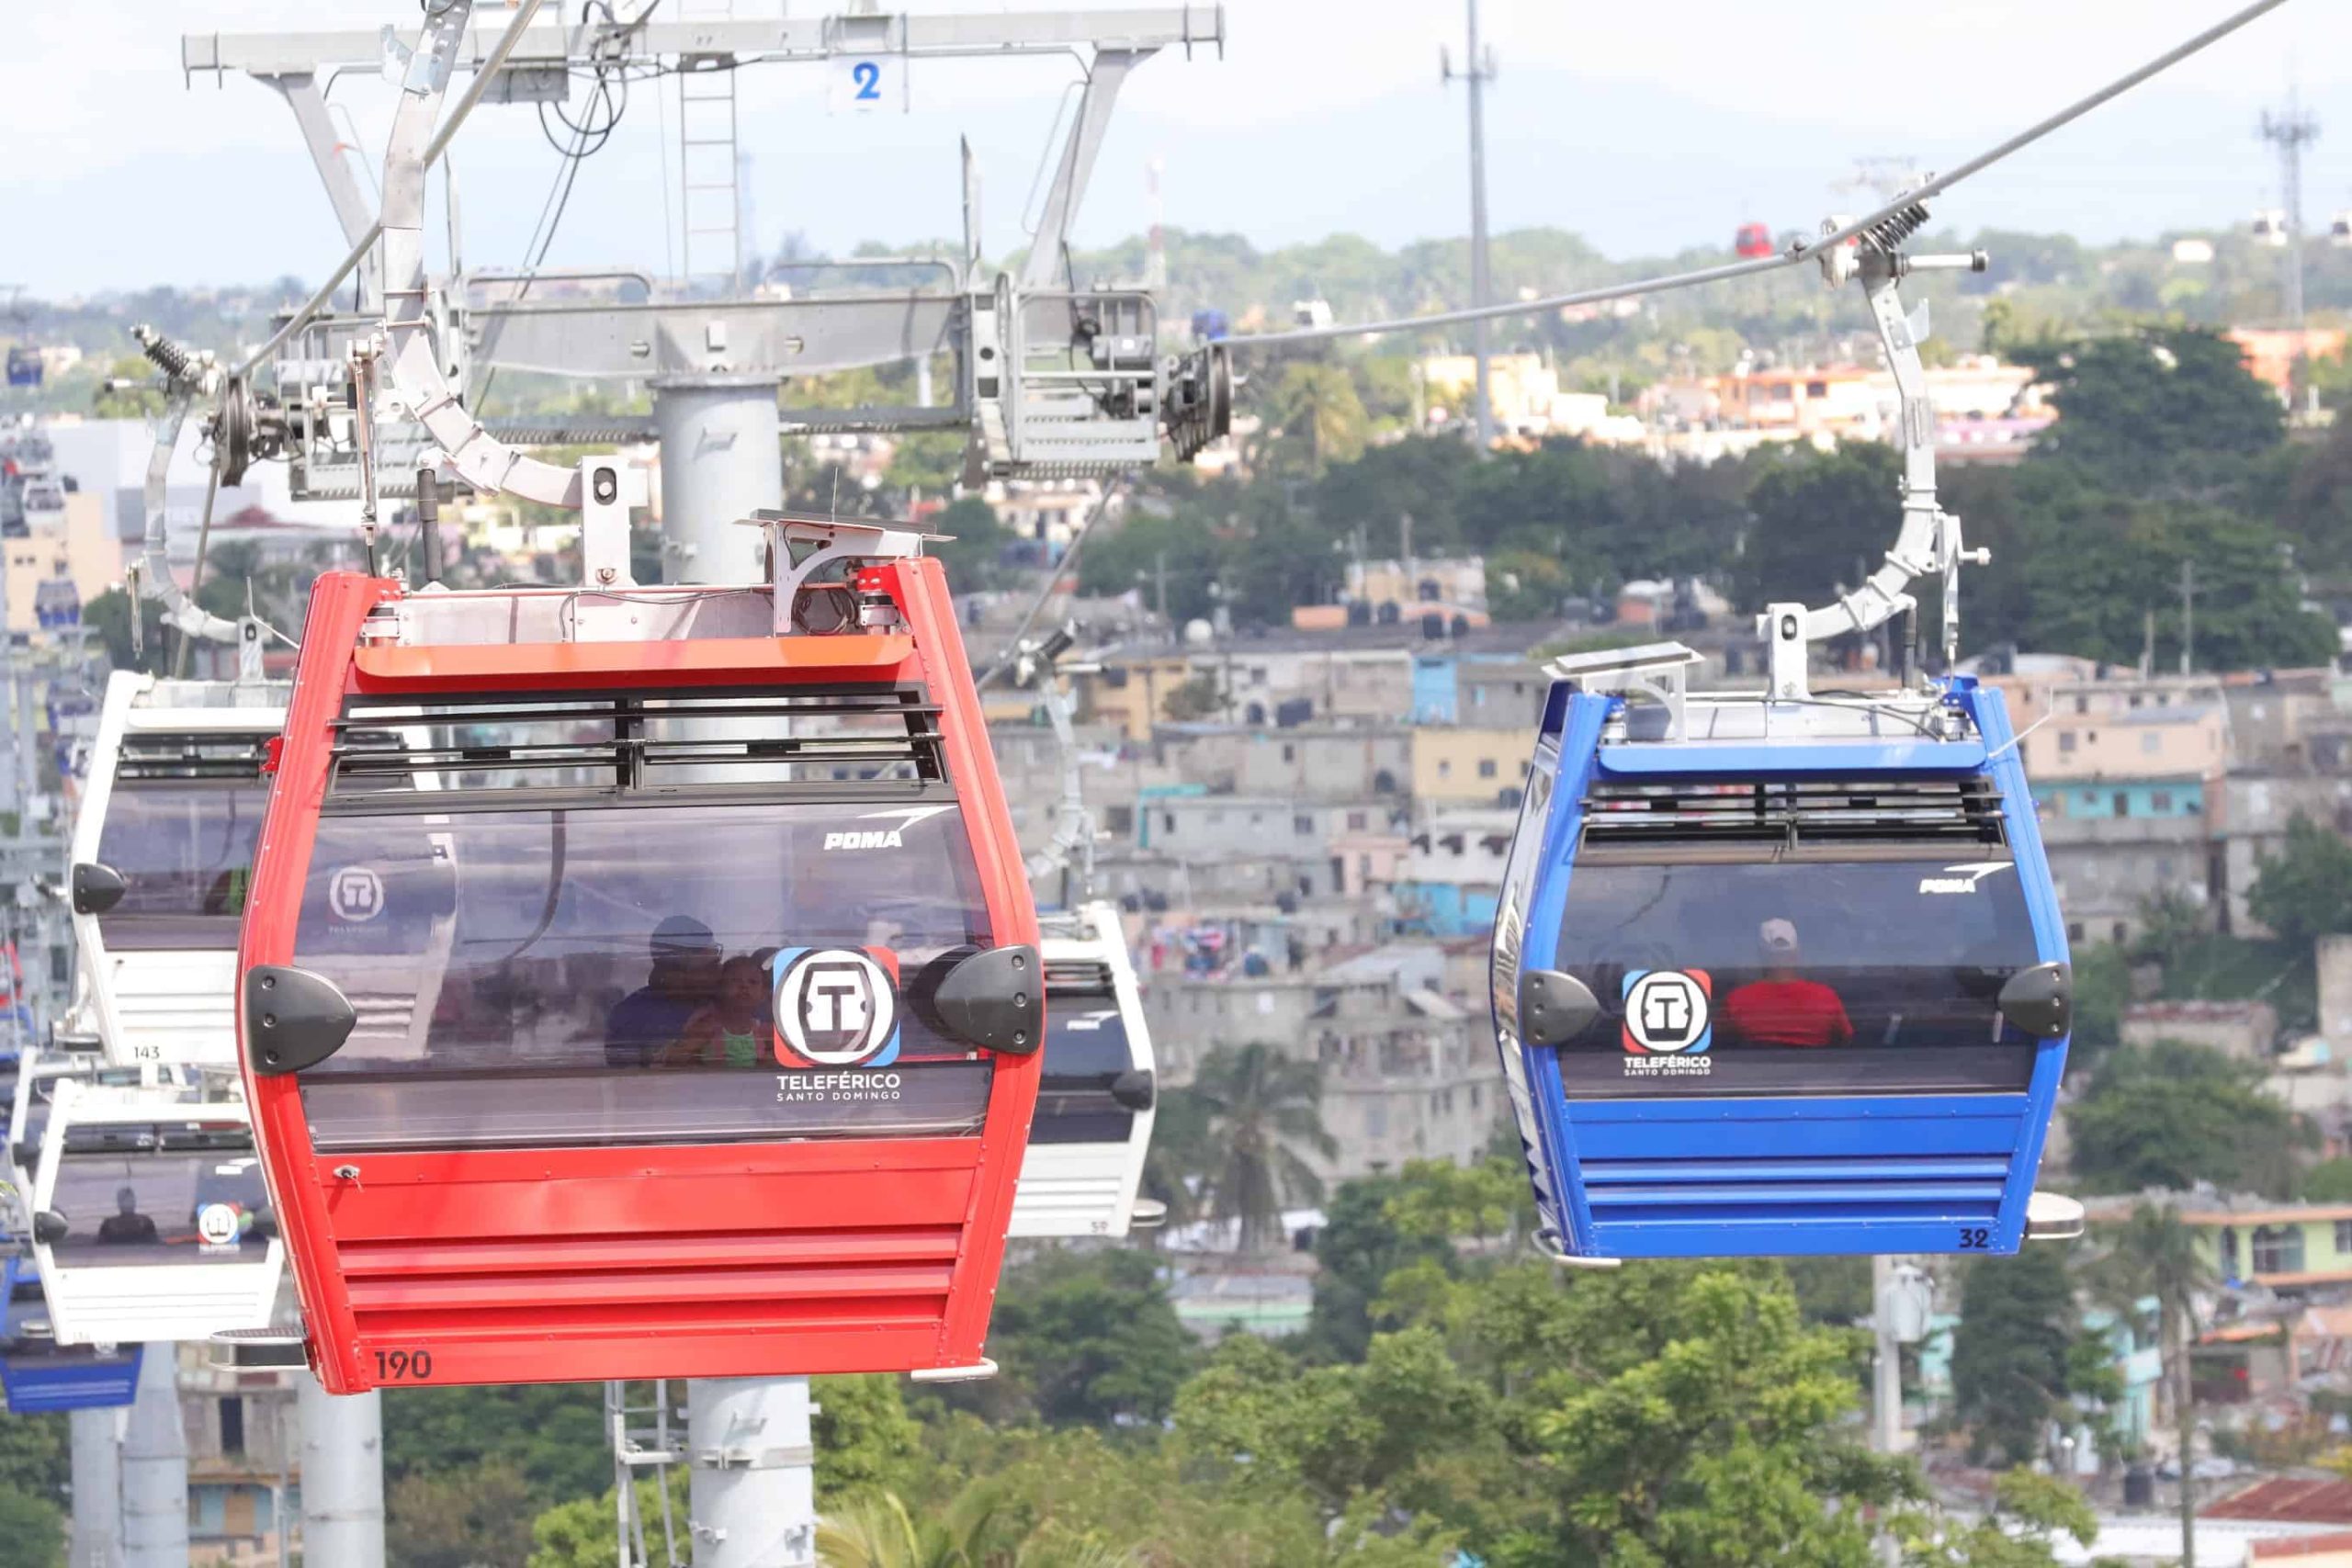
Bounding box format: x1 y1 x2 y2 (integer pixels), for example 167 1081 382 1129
1009 902 1162 1239
24 1077 281 1346
67 672 288 1069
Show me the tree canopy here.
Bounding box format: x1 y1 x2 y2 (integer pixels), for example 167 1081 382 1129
2066 1041 2306 1196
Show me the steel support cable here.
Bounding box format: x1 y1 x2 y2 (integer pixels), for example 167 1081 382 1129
231 0 551 382
1231 0 2297 350
975 473 1133 692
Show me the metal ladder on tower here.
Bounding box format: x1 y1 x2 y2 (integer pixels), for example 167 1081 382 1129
607 1380 686 1568
675 0 743 288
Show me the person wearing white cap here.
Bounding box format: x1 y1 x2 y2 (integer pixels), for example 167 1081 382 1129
1721 917 1853 1047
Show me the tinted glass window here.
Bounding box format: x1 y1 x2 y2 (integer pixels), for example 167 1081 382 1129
91 784 266 949
48 1147 270 1269
292 801 996 1150
1031 988 1136 1145
1549 853 2042 1098
1042 991 1131 1083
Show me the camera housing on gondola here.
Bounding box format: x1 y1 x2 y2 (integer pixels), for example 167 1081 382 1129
235 516 1042 1392
1492 662 2073 1261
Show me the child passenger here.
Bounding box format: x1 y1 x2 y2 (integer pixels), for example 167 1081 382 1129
662 955 772 1067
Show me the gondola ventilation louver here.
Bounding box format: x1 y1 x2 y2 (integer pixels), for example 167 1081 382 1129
1580 776 2007 848
1043 960 1114 991
117 734 271 783
324 686 948 800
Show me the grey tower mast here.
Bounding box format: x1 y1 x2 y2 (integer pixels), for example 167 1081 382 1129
1442 0 1498 450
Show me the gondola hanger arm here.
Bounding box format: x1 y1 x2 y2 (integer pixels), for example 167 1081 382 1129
1762 213 1989 703
377 0 585 513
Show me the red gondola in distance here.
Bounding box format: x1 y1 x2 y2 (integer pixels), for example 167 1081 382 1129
1735 222 1775 260
235 515 1043 1392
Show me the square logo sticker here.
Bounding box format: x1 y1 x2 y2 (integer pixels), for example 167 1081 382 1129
772 946 902 1069
1621 968 1713 1055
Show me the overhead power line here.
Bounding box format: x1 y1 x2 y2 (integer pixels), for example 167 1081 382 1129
1232 0 2297 350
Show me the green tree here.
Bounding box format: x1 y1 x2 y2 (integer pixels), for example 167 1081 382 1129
382 1384 609 1516
946 1250 1195 1427
1175 1327 1496 1519
2132 888 2210 970
1137 1083 1209 1235
812 1375 922 1501
928 495 1010 594
1159 674 1222 722
81 588 167 674
1514 1266 1914 1567
2005 484 2335 671
1252 364 1371 477
89 357 166 419
1486 549 1567 621
1889 1469 2098 1568
388 1459 537 1568
1304 1171 1450 1363
1193 1043 1337 1252
2018 328 2284 487
816 1487 983 1568
883 432 967 500
2088 1205 2219 1568
0 1414 66 1504
1736 442 1904 615
2249 816 2352 950
0 1485 62 1568
2305 1157 2352 1201
1951 1248 2082 1465
2066 1041 2304 1195
527 1471 688 1568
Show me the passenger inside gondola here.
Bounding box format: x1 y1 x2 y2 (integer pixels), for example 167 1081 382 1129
96 1188 157 1247
605 917 723 1066
1721 919 1853 1047
1550 854 2042 1094
662 956 773 1068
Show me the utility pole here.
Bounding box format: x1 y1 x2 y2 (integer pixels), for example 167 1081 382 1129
1442 0 1498 451
2259 95 2320 339
2179 560 2196 677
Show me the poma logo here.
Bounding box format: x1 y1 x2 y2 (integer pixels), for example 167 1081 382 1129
1918 862 2013 896
774 946 900 1068
822 805 954 852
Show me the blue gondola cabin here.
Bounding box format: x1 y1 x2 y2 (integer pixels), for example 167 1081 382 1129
1490 671 2076 1260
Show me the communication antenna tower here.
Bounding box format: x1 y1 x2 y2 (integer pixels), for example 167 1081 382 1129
2259 93 2320 340
1441 0 1498 451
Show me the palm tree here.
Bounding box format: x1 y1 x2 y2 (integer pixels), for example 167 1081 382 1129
815 1483 1010 1568
1192 1042 1338 1253
1136 1084 1211 1242
815 1485 1137 1568
2088 1203 2220 1568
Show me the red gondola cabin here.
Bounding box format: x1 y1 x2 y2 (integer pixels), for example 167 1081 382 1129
1735 222 1775 259
236 518 1043 1392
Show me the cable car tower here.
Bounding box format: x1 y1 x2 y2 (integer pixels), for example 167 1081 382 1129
179 5 1234 513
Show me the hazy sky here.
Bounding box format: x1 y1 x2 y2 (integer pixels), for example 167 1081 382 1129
6 1 2349 297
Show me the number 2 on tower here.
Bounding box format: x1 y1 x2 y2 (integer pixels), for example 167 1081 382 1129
852 61 881 100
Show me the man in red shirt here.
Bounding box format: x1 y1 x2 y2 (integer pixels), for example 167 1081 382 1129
1722 918 1853 1047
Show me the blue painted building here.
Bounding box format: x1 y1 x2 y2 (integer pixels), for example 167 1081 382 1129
1390 881 1499 939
